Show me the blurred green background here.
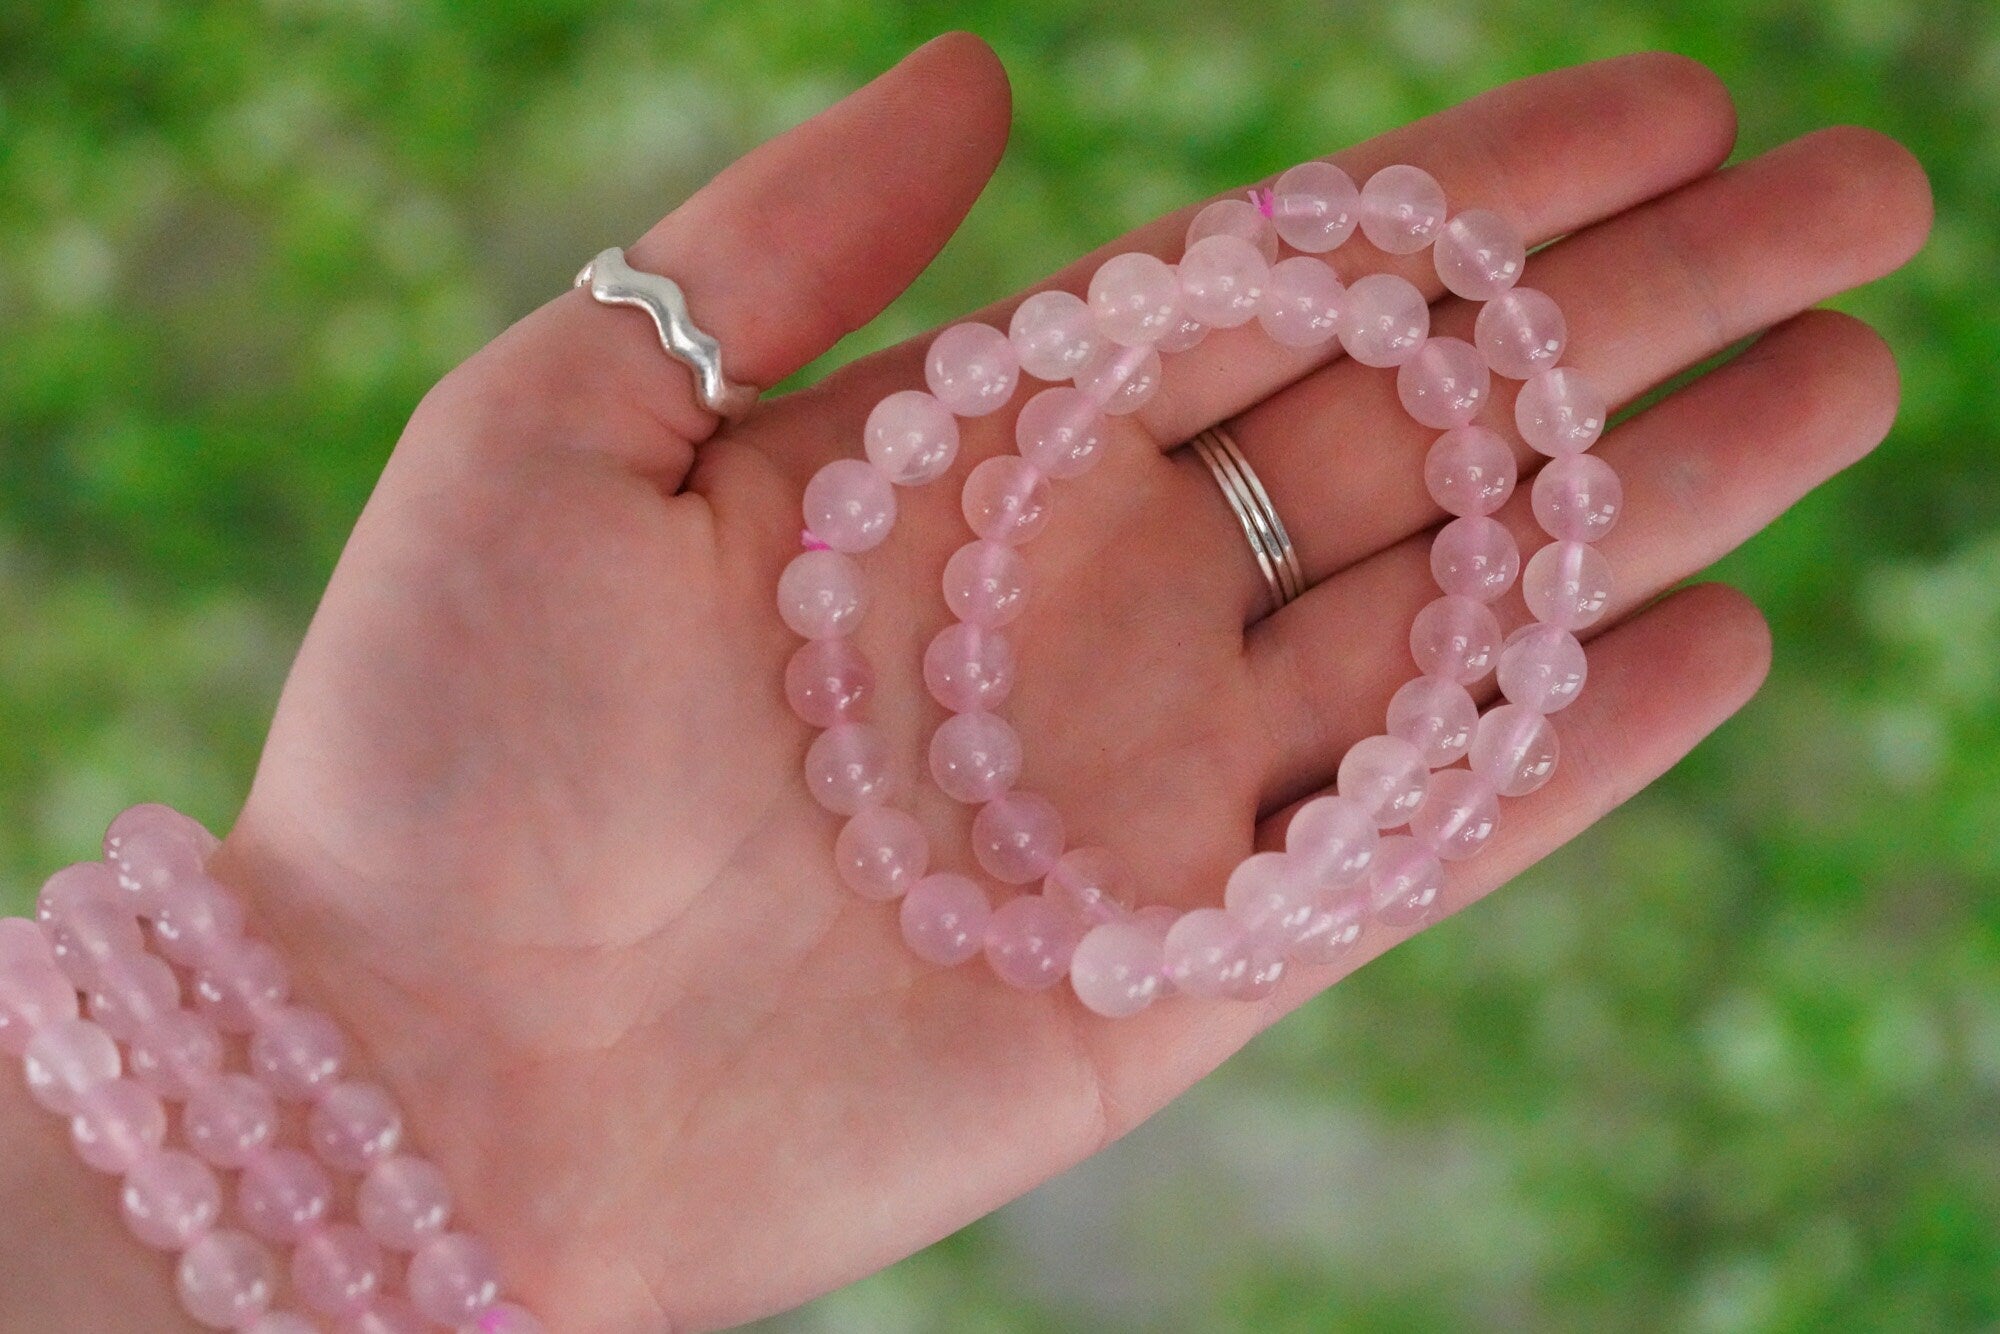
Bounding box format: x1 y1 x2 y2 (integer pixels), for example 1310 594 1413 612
1 1 1994 1330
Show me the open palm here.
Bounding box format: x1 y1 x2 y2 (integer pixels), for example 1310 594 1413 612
204 35 1931 1333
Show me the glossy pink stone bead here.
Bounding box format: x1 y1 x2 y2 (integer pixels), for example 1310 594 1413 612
1515 366 1608 456
308 1081 406 1172
1016 384 1108 478
1073 340 1161 414
1396 336 1491 429
1042 846 1133 926
863 389 960 486
1008 289 1099 381
112 820 209 916
1358 164 1447 253
1283 794 1379 889
1256 255 1344 348
1186 196 1278 263
929 711 1023 804
1162 908 1278 1001
151 873 247 968
1385 674 1479 767
127 1009 226 1100
1336 734 1430 829
1498 623 1590 714
899 873 991 966
1223 852 1321 948
338 1299 433 1334
238 1147 336 1243
357 1154 453 1251
961 455 1053 545
1088 251 1182 347
1522 540 1614 631
464 1302 550 1334
0 922 77 1056
971 791 1066 885
1470 704 1561 797
784 638 874 729
1069 920 1165 1018
44 890 144 987
925 322 1019 417
85 949 181 1040
1285 888 1369 967
1409 594 1503 683
1432 208 1526 300
183 1073 279 1167
35 859 122 927
1473 286 1567 379
803 722 898 815
1154 307 1207 354
1424 424 1517 518
777 549 867 640
1338 272 1429 368
1368 835 1446 929
1430 514 1522 603
922 622 1016 713
192 936 290 1034
802 458 896 553
407 1232 502 1325
24 1015 120 1113
178 1229 279 1330
122 1149 224 1250
833 806 930 901
1532 452 1623 542
106 801 217 869
1269 160 1360 253
248 1005 347 1100
1409 769 1500 861
294 1224 387 1317
942 540 1030 628
70 1077 168 1173
982 894 1082 991
1177 234 1268 329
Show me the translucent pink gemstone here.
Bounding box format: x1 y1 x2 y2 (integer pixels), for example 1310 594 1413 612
248 1005 347 1100
961 455 1053 545
1009 289 1099 381
0 924 77 1056
1186 196 1279 263
1385 675 1479 767
1532 452 1623 542
1283 795 1379 889
942 540 1030 628
1429 514 1521 603
1409 594 1503 683
776 549 867 640
357 1154 453 1251
1515 367 1608 456
113 821 210 916
1154 308 1207 353
1369 835 1446 928
802 458 896 553
128 1009 227 1100
1285 888 1369 967
970 791 1066 885
1223 852 1320 948
928 711 1023 804
178 1229 279 1329
982 895 1082 991
802 722 898 815
898 874 991 966
1016 385 1108 478
1396 336 1491 429
1087 251 1182 347
192 936 290 1034
1433 208 1526 300
23 1016 120 1113
85 949 181 1040
464 1302 550 1334
1073 340 1161 414
293 1224 387 1317
1424 424 1517 518
784 638 874 728
407 1232 502 1326
1470 704 1560 796
833 806 930 901
1177 234 1269 329
1269 160 1360 253
308 1081 406 1172
1409 769 1500 861
922 622 1016 713
1069 921 1165 1018
1162 908 1262 1000
123 1148 224 1250
106 802 217 869
1336 735 1430 829
1522 540 1613 631
1473 286 1567 379
44 890 144 987
1256 256 1344 348
337 1299 432 1334
926 322 1019 417
238 1147 335 1243
1497 623 1589 713
1338 273 1429 368
1042 846 1133 926
35 860 122 926
247 1313 321 1334
1358 164 1447 253
150 873 246 968
863 389 960 485
70 1077 167 1173
184 1073 280 1168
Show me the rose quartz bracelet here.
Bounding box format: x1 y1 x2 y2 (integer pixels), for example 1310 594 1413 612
779 161 1617 1016
0 804 544 1334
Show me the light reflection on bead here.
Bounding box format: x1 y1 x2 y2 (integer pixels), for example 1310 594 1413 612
983 895 1082 990
1359 164 1448 253
863 390 960 486
1395 336 1491 429
247 1006 347 1101
1338 272 1429 367
24 1016 120 1113
777 549 867 640
834 807 930 902
802 458 896 553
126 1009 226 1100
191 937 290 1035
357 1155 453 1252
961 455 1054 545
1187 196 1279 263
1336 735 1430 829
1069 921 1165 1018
1162 908 1257 999
1424 425 1517 518
1009 290 1099 382
1256 256 1344 348
1515 366 1607 456
406 1232 502 1326
1473 286 1567 379
942 540 1030 628
0 926 78 1057
177 1229 279 1331
803 723 899 815
1283 794 1380 888
1223 852 1319 948
1429 514 1521 603
1385 675 1479 768
184 1073 280 1168
1043 846 1133 926
922 622 1017 714
70 1077 168 1173
293 1224 387 1318
151 874 246 968
1433 208 1526 300
1269 160 1360 253
971 792 1066 885
307 1081 406 1173
1522 540 1613 631
1409 595 1503 684
1497 623 1590 714
1177 234 1269 329
1470 704 1560 796
239 1147 336 1244
123 1148 223 1250
784 638 874 729
1088 251 1182 347
1531 452 1623 542
899 874 991 966
1409 769 1500 861
925 322 1020 417
1368 835 1445 928
1016 385 1108 478
1074 341 1162 414
1285 888 1368 967
928 711 1024 804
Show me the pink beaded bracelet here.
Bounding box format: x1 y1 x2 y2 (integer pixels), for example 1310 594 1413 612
0 804 543 1334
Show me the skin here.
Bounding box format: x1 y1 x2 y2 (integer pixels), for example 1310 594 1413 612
0 33 1932 1334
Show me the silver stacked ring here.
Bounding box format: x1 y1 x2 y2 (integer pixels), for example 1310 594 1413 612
1187 425 1306 612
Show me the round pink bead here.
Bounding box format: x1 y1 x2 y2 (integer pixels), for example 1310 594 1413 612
1069 920 1165 1018
1015 385 1108 478
1474 286 1566 380
1359 164 1447 253
178 1229 278 1330
929 711 1022 804
1409 594 1503 683
1385 674 1479 767
85 949 181 1040
926 322 1019 417
899 874 991 966
23 1016 120 1113
922 622 1016 713
151 873 246 968
863 389 960 485
1498 623 1590 714
463 1302 550 1334
1269 160 1360 253
407 1232 502 1326
44 890 144 987
1186 196 1278 263
246 1315 320 1334
784 638 874 729
1256 255 1344 348
1433 208 1526 300
1008 289 1099 382
833 806 930 902
1087 251 1182 347
357 1154 453 1251
1515 366 1608 456
1532 452 1623 542
1223 852 1320 948
776 549 867 640
1409 769 1500 861
183 1073 279 1167
1162 908 1273 1001
803 722 898 815
122 1148 224 1250
1042 846 1132 926
1336 735 1430 829
970 791 1066 885
1429 514 1521 603
961 455 1053 545
192 936 290 1035
1338 272 1429 368
114 823 209 916
248 1005 346 1100
70 1077 167 1173
1154 308 1207 353
1177 234 1268 329
294 1224 387 1317
127 1009 226 1100
238 1147 336 1243
982 894 1081 991
1424 424 1517 518
308 1081 406 1172
1285 888 1369 967
0 925 77 1057
802 458 896 553
1522 540 1613 631
1073 340 1161 415
942 540 1030 628
1283 794 1379 889
1369 835 1446 929
1470 704 1560 797
338 1299 433 1334
106 802 216 869
1396 336 1491 430
35 860 122 926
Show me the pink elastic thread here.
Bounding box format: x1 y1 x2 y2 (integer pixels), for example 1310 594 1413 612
800 530 832 551
1249 187 1275 218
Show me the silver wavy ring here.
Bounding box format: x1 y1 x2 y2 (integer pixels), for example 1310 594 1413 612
574 246 759 422
1187 425 1305 612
